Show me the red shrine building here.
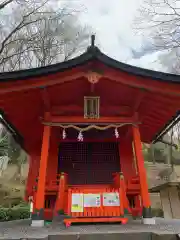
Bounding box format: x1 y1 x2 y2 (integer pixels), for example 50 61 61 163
0 36 180 227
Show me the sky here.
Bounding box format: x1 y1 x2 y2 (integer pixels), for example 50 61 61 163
57 0 165 71
129 52 163 71
63 0 164 71
80 0 144 61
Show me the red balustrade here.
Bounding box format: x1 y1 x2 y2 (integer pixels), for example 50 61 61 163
31 171 142 221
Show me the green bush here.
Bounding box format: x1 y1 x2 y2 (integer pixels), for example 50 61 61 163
0 205 164 221
0 205 30 222
16 201 29 207
151 208 164 217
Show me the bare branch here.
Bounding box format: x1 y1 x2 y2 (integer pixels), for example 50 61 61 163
133 0 180 73
0 1 91 71
0 0 13 10
0 0 48 56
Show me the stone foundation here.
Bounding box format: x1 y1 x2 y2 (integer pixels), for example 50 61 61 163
160 185 180 219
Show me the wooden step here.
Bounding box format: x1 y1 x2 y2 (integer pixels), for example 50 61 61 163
64 217 128 227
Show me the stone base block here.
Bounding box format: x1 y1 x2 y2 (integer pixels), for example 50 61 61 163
31 220 44 227
142 218 156 225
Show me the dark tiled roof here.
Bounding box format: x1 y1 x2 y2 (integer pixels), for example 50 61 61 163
1 36 180 83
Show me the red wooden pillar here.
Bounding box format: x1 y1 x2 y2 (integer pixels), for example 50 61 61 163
118 139 136 181
46 127 59 182
132 125 152 219
34 120 51 221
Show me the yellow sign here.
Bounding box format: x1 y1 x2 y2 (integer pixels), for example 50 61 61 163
71 193 84 213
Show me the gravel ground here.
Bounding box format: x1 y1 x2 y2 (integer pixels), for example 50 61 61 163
0 220 180 239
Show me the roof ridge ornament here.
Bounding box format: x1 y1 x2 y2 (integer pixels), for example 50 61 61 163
87 34 100 54
91 35 95 47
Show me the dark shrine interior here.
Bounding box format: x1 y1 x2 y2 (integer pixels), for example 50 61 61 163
58 128 122 185
58 142 120 185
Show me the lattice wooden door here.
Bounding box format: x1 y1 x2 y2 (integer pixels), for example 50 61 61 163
58 142 120 185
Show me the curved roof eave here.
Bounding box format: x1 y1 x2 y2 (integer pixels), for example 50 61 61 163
0 44 180 83
0 110 24 149
152 110 180 143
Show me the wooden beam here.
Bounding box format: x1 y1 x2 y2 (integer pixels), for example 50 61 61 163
60 138 120 142
0 71 84 94
0 92 39 105
41 87 51 111
43 115 138 124
51 105 82 114
125 91 145 139
51 105 132 116
2 62 180 97
133 91 146 112
101 66 180 96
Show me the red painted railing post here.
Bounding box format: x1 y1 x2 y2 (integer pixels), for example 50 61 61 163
55 172 67 215
119 172 131 215
67 189 71 216
119 172 125 216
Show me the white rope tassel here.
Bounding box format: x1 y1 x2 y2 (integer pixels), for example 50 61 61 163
115 128 119 138
29 196 33 218
62 129 66 139
78 131 83 141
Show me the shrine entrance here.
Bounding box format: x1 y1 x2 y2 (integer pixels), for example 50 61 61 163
58 141 120 185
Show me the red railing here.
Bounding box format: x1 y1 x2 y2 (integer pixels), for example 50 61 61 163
66 186 124 218
112 172 140 193
32 174 62 192
112 172 142 217
29 171 142 220
31 172 140 194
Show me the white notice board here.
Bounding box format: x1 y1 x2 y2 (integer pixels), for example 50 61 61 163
71 193 84 212
84 194 101 207
103 192 120 206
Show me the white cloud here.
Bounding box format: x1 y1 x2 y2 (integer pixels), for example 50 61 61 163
128 52 164 71
79 0 144 61
60 0 162 71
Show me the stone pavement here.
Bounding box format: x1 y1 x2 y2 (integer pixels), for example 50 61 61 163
0 220 180 239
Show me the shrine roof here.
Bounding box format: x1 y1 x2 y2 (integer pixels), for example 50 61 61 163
0 37 180 83
0 35 180 151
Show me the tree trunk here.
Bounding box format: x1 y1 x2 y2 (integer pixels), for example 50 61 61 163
150 144 155 164
170 130 174 172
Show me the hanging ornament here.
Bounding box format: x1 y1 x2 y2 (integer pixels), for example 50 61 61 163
86 71 101 84
115 128 119 138
62 129 66 139
78 131 83 141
